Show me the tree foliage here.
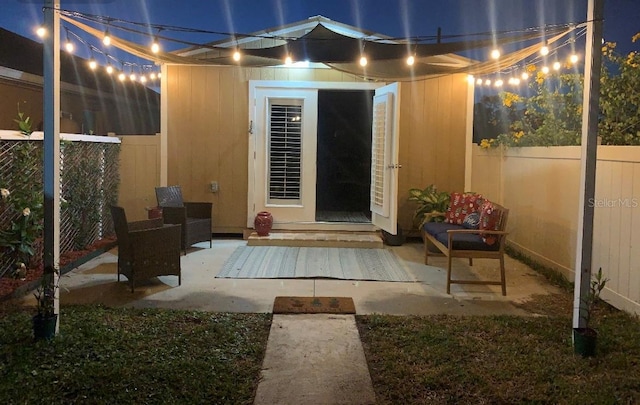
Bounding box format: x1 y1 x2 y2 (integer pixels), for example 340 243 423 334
478 33 640 148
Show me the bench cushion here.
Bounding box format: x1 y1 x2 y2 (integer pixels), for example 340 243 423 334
434 231 500 251
423 222 462 237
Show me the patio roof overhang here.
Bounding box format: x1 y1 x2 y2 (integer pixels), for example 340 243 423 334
61 14 579 81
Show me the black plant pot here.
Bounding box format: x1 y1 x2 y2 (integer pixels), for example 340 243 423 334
33 314 58 341
382 226 405 246
573 327 597 357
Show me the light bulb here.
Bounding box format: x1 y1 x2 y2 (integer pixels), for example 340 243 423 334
466 75 474 84
570 54 579 64
233 50 241 61
521 72 529 80
513 78 521 85
103 31 111 46
284 55 293 65
476 78 483 85
129 73 136 81
540 45 549 56
64 41 74 53
118 72 126 81
157 72 162 78
490 49 500 59
140 75 147 83
359 56 367 67
495 79 504 87
508 78 514 85
36 26 46 38
542 66 550 74
106 65 114 74
553 61 561 70
89 59 97 70
151 40 160 54
406 55 415 66
150 73 157 80
484 79 491 86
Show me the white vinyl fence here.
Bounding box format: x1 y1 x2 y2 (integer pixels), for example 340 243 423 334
471 145 640 315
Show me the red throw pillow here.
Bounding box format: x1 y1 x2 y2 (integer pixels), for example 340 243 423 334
445 192 484 225
479 200 502 245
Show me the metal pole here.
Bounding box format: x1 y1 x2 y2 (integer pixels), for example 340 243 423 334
572 0 604 329
43 0 61 332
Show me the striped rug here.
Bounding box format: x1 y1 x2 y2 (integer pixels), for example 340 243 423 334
217 246 415 282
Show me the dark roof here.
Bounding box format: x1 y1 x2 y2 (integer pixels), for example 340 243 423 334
0 27 159 102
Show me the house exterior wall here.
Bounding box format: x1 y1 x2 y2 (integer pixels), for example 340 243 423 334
165 64 469 234
471 145 640 316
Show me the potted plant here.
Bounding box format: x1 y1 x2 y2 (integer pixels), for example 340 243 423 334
573 267 608 357
32 268 59 341
408 184 450 229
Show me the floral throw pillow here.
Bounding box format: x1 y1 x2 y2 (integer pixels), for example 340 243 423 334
462 212 481 229
445 192 484 225
479 200 502 245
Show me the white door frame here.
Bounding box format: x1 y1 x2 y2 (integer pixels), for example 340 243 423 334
248 80 383 231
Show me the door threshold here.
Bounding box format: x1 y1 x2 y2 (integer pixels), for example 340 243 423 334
247 231 383 248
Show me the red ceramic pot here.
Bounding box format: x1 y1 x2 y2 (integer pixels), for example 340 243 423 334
254 211 273 236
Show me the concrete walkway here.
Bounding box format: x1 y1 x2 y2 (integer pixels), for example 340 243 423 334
254 314 376 405
13 238 561 404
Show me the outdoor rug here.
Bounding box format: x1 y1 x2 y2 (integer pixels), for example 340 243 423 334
273 296 356 314
217 246 415 282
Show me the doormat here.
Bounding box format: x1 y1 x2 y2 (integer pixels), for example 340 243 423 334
273 296 356 314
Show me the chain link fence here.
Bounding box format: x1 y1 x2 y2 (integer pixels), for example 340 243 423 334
1 138 120 277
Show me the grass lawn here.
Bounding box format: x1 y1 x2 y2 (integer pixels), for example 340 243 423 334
0 305 271 404
357 293 640 404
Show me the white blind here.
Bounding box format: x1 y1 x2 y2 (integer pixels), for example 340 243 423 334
268 103 302 201
370 96 387 214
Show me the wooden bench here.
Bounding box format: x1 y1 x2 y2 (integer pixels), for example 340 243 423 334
421 201 509 295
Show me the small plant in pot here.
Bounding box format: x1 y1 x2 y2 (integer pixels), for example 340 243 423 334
408 184 450 229
573 267 608 357
32 268 59 341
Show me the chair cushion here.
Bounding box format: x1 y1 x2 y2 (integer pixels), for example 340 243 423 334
434 231 499 251
444 192 483 225
479 200 502 245
423 221 462 237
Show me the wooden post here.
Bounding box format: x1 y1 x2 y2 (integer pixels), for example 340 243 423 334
43 0 61 332
572 0 604 329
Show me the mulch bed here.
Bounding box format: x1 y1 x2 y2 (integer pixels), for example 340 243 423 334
0 236 117 301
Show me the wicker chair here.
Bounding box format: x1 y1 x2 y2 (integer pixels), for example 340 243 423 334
110 205 182 292
155 185 213 254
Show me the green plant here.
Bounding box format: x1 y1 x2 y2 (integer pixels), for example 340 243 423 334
0 105 43 274
33 270 59 318
581 267 609 328
407 184 450 228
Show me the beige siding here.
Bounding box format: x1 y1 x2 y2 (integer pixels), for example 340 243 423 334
117 135 161 222
166 65 469 234
471 145 640 315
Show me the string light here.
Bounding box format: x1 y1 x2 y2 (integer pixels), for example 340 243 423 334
105 64 114 74
553 61 561 70
484 79 491 86
406 55 415 66
88 58 98 70
490 49 500 59
150 72 157 80
494 79 504 87
233 49 241 61
284 55 293 65
64 39 74 53
541 66 550 74
102 29 111 46
151 36 160 54
570 54 579 64
157 72 162 78
359 55 368 67
476 78 483 85
540 43 549 56
467 75 475 84
118 72 126 81
521 72 529 80
36 26 46 38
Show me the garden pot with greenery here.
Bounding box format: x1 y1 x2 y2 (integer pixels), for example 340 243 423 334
573 267 608 357
32 269 59 341
408 184 450 251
